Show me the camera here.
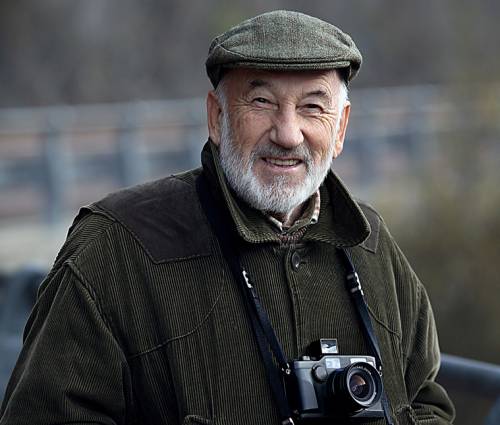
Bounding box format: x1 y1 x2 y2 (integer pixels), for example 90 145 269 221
289 339 384 423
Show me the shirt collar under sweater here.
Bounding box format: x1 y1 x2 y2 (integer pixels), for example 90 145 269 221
264 190 320 233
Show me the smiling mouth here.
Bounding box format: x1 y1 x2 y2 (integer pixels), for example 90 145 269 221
264 157 302 167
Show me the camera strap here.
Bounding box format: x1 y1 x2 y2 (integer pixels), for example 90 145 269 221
196 176 295 424
339 249 394 425
196 175 393 425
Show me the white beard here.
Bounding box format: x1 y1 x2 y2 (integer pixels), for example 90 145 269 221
218 112 335 215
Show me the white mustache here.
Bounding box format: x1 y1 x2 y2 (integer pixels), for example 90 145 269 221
250 143 312 164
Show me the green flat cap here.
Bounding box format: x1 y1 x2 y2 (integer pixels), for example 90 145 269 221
206 10 362 87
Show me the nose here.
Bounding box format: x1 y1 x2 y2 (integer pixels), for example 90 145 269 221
269 107 304 149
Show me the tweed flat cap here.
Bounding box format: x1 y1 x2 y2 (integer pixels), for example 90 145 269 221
206 10 362 87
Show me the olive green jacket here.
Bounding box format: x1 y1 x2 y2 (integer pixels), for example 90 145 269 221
0 142 454 425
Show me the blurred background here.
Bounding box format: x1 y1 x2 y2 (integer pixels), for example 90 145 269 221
0 1 499 423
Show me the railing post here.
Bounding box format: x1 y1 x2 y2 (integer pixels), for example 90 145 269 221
116 105 147 187
40 115 69 226
185 104 205 169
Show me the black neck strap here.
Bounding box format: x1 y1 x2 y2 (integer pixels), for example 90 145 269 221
338 249 384 372
196 176 294 423
196 176 393 425
338 249 394 425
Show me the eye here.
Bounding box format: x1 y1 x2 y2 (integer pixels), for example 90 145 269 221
251 97 276 110
301 103 323 114
253 97 269 105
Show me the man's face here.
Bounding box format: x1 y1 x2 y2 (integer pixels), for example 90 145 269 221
207 68 350 215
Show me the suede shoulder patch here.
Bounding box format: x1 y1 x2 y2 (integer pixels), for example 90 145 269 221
93 174 213 263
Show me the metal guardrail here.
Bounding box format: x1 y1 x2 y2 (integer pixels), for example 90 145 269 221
0 99 207 225
439 354 500 396
1 84 499 227
438 355 500 425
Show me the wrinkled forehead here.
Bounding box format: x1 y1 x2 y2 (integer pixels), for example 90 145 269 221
220 68 343 100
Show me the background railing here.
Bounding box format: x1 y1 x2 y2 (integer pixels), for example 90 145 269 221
438 355 500 425
1 83 498 231
0 99 207 227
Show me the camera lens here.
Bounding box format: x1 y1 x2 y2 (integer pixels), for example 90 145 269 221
329 362 382 412
348 370 374 402
349 373 370 398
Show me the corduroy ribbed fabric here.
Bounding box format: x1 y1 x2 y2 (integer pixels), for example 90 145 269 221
0 141 454 425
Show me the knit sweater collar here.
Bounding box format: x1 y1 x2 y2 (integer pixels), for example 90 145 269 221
201 140 371 247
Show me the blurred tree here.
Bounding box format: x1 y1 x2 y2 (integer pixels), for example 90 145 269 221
377 83 500 364
1 0 499 106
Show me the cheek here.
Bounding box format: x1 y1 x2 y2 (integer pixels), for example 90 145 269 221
305 128 336 161
232 113 270 153
303 115 337 150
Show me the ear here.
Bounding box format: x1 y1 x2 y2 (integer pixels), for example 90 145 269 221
333 100 351 158
207 90 223 146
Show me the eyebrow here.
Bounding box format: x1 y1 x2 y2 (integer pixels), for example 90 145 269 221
304 89 330 100
247 80 331 102
248 79 272 89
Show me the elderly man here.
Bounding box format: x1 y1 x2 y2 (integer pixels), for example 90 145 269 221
0 10 454 425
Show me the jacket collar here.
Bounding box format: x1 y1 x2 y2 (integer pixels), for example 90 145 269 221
201 140 371 247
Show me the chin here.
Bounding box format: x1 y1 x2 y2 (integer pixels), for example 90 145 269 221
246 180 314 215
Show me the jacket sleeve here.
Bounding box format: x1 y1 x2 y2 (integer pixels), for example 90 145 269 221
0 262 132 425
402 270 455 424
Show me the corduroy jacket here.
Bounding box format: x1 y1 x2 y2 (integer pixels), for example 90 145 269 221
0 141 454 425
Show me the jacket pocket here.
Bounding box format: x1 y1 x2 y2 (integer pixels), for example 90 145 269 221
182 415 212 425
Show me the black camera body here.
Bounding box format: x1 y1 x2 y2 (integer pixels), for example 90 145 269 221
289 340 384 423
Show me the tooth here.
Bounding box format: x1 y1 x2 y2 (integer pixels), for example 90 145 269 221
267 158 299 166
